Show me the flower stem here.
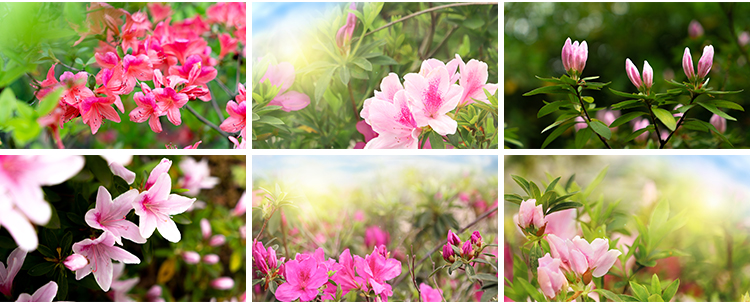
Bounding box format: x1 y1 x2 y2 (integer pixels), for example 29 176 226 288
660 93 698 148
185 104 231 140
573 84 611 149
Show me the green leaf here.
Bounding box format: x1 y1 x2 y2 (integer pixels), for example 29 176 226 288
618 294 641 302
583 166 608 200
537 100 569 118
545 177 561 193
37 87 63 117
338 66 350 85
504 193 524 205
28 262 57 276
85 155 113 187
462 18 485 29
629 281 650 301
516 278 546 302
581 96 594 103
648 294 664 302
368 55 399 66
350 57 372 71
662 279 680 301
700 99 744 111
481 283 498 302
545 201 583 215
257 116 285 126
524 85 570 96
0 88 18 125
541 122 575 148
171 214 192 225
652 108 677 131
623 127 651 142
37 244 56 258
589 120 611 139
315 67 336 103
649 199 670 236
610 111 646 128
698 102 736 121
651 273 661 294
428 131 445 149
593 289 622 302
448 260 462 275
511 175 530 195
609 88 643 99
611 99 642 110
681 119 709 132
474 273 499 282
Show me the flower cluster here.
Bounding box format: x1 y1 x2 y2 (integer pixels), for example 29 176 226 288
253 243 403 302
358 54 497 149
441 230 483 263
561 38 588 80
32 3 245 148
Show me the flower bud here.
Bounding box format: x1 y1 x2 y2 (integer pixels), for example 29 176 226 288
642 60 653 90
209 234 226 247
210 277 235 290
267 247 278 269
470 231 482 246
683 47 695 81
146 285 165 302
697 45 714 79
562 38 573 72
200 218 211 239
203 254 220 265
625 58 642 89
63 254 87 271
516 199 545 230
182 251 201 264
688 20 704 39
442 244 455 263
461 240 474 259
740 32 750 47
710 114 726 133
447 229 461 246
561 38 588 78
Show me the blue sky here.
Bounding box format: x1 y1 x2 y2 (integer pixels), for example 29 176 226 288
252 2 337 35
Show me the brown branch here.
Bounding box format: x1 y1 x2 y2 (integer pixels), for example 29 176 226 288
363 2 497 38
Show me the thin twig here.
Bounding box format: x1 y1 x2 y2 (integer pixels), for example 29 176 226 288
425 25 459 59
660 93 698 148
208 85 226 122
254 207 279 241
418 3 437 60
185 104 231 139
573 84 611 149
213 78 234 97
56 59 82 73
363 2 496 38
409 245 422 302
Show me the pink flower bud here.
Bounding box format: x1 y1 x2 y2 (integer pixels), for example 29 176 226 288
710 113 726 133
642 60 653 90
182 251 201 264
63 254 87 271
146 285 164 302
515 199 545 229
561 38 573 72
203 254 220 265
625 58 642 89
632 118 650 142
561 38 588 78
461 240 474 258
573 116 588 132
210 277 235 290
537 254 566 299
740 32 750 47
470 231 482 246
447 229 461 246
442 244 455 262
688 20 704 39
209 234 226 247
697 45 714 79
200 218 211 239
335 3 357 49
575 41 588 74
267 247 278 269
683 47 695 80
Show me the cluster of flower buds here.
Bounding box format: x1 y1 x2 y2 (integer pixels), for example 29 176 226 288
561 38 588 80
625 58 654 94
441 230 483 263
683 45 714 86
253 239 283 278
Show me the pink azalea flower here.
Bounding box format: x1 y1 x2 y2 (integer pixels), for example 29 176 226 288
108 162 136 185
129 84 163 133
419 283 443 302
513 199 545 230
162 38 208 65
218 33 239 59
177 157 219 197
447 229 461 246
80 96 122 135
85 187 145 245
261 62 310 112
147 3 171 22
64 254 88 271
355 247 402 301
122 54 154 88
336 3 357 49
229 134 246 149
364 226 390 249
537 254 566 299
73 232 141 292
153 86 189 126
0 155 84 251
418 57 460 84
33 64 62 101
331 249 364 295
145 158 172 190
546 234 621 278
132 172 196 242
168 54 217 88
211 277 235 290
209 235 226 247
219 100 246 134
441 244 455 263
275 257 329 302
455 55 498 105
360 90 420 149
233 191 247 216
16 281 57 302
107 263 139 302
544 208 578 240
0 247 27 296
403 66 463 136
59 71 95 108
146 285 165 302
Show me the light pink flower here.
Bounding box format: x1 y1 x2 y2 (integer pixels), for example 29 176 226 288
203 254 220 265
420 283 443 302
710 113 726 133
209 234 226 247
537 254 566 299
740 32 750 47
63 254 88 271
85 187 145 245
455 54 498 105
145 158 172 190
404 66 463 136
177 157 219 197
261 62 310 112
419 57 460 84
546 234 621 278
133 172 196 242
513 199 544 230
183 251 201 264
561 38 588 77
364 226 390 249
275 256 329 302
0 247 26 296
16 281 57 302
361 90 420 149
146 285 165 302
233 191 247 216
544 209 578 240
336 3 357 49
107 262 139 302
643 60 654 90
73 232 141 292
682 47 695 80
625 58 642 89
0 156 84 251
108 162 136 185
211 277 235 290
697 45 714 79
201 218 212 239
632 118 650 142
355 247 402 301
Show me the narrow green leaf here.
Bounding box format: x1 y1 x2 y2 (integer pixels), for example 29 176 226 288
541 122 575 148
652 108 677 130
523 85 569 96
537 100 569 118
589 120 611 139
611 99 641 110
609 88 643 99
630 281 650 301
700 100 744 111
315 68 336 102
648 294 664 302
698 102 737 121
545 201 583 215
651 273 661 294
610 111 646 128
574 126 591 148
350 57 373 71
545 177 561 193
583 166 608 200
662 279 679 301
593 289 622 302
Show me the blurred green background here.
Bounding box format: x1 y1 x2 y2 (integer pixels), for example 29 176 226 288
505 3 750 148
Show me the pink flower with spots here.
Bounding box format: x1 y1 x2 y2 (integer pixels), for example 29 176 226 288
85 186 145 245
360 90 420 149
455 54 498 105
16 281 57 302
0 247 26 296
72 232 141 292
153 85 189 126
403 66 463 136
355 247 402 301
80 96 122 134
219 100 246 134
274 257 329 302
132 171 196 242
419 283 443 302
129 84 163 133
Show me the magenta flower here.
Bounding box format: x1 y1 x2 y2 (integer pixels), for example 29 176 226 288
688 20 704 39
561 38 588 78
404 66 463 136
513 199 545 230
0 247 26 296
537 254 566 299
336 3 357 50
710 113 727 133
0 155 84 251
275 257 329 302
447 229 461 246
441 244 455 263
364 226 390 249
133 172 196 242
470 231 482 246
211 277 235 290
72 232 141 292
153 86 189 126
261 62 310 112
183 251 201 264
355 247 402 301
107 263 139 302
177 157 219 197
15 281 57 302
220 100 246 134
455 54 498 105
331 249 365 295
129 84 163 133
697 45 714 79
419 283 443 302
63 254 88 271
85 187 145 245
461 240 474 258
